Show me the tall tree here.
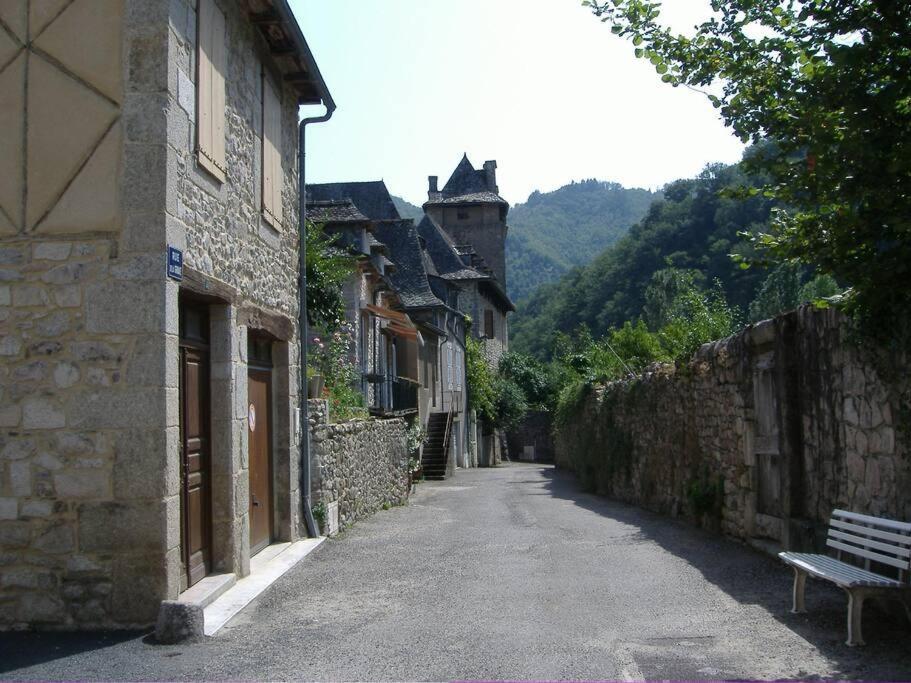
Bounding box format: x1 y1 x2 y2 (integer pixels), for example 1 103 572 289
585 0 911 336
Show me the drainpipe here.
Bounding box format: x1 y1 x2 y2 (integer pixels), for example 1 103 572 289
299 101 335 538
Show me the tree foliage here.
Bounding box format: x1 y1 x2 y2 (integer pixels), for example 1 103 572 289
748 262 840 322
584 0 911 334
498 352 557 410
511 160 770 359
306 221 357 331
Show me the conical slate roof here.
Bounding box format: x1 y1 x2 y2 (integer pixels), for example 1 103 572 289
429 154 508 206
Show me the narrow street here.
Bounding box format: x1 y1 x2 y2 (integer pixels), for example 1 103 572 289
3 463 910 681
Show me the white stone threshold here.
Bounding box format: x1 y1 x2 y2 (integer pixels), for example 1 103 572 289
202 537 325 636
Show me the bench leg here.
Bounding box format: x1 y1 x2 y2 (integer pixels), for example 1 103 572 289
790 567 807 614
844 588 867 647
901 592 911 627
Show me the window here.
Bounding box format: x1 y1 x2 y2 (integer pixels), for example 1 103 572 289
447 344 453 391
457 209 469 220
261 74 283 228
455 349 462 391
197 0 226 182
484 310 494 339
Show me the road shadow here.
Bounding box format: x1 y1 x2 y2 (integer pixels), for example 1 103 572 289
0 630 145 673
537 463 911 680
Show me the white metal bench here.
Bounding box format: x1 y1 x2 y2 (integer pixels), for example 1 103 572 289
779 509 911 646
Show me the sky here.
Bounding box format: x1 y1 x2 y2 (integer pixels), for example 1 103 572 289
292 0 744 208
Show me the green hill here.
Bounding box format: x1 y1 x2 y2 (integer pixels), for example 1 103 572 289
506 181 657 302
510 162 774 359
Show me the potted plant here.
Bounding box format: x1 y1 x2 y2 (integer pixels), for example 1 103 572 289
307 365 324 399
311 501 327 536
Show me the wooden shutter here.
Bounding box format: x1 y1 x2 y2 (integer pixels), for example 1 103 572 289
197 0 226 181
262 75 283 228
484 310 494 339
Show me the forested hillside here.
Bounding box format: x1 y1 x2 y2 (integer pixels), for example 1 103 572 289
506 181 657 301
510 162 774 359
391 195 424 223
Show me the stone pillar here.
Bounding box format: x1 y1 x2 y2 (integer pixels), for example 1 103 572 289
271 340 301 542
209 305 249 578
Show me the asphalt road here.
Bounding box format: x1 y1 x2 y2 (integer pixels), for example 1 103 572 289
3 462 911 681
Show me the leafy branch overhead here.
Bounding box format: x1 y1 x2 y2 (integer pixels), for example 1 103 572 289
584 0 911 334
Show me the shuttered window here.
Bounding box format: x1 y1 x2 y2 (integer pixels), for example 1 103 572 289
484 310 495 339
197 0 226 182
261 75 283 228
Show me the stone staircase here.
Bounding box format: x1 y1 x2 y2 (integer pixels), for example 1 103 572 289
421 412 450 480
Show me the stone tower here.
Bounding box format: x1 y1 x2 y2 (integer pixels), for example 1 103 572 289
423 154 509 286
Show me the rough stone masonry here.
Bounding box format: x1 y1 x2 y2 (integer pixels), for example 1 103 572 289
555 304 910 551
308 400 410 532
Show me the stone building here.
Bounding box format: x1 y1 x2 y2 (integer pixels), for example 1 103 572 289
306 192 421 418
425 155 514 370
0 0 333 628
308 155 515 472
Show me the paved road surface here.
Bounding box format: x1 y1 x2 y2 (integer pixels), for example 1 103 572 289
3 463 911 680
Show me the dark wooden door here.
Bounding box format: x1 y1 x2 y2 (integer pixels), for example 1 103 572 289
180 345 211 587
248 370 273 554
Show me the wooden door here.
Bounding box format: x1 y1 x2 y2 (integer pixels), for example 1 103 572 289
180 345 211 587
248 369 273 554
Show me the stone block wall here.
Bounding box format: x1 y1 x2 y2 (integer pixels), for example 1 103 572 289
0 0 179 628
308 400 409 530
554 305 910 550
1 0 310 630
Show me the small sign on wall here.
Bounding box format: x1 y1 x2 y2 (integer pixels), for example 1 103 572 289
167 246 183 281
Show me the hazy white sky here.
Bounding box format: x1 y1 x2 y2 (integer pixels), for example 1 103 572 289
292 0 744 207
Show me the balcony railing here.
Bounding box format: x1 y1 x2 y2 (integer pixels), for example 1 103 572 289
363 373 419 416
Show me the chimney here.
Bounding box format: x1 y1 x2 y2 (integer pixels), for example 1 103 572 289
483 160 498 193
427 175 441 201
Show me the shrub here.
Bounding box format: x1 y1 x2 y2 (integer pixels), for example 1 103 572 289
492 378 529 430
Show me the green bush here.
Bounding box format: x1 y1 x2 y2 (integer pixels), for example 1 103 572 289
498 352 556 410
492 378 529 430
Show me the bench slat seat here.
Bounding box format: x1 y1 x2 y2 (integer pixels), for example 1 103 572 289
779 552 904 589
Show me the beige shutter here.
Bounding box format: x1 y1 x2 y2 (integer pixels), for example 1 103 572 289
262 75 282 228
197 0 226 182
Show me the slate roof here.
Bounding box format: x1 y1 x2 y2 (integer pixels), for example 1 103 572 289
416 215 485 280
307 181 401 221
373 220 446 310
428 154 507 206
306 199 368 224
432 191 507 205
417 214 515 312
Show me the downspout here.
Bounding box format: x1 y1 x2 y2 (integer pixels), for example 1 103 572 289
299 101 335 538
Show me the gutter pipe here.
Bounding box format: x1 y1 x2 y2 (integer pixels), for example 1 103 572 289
298 97 336 538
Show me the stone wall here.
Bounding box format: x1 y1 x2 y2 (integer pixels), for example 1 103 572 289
308 400 409 531
554 305 910 551
0 0 180 629
168 0 302 319
507 411 554 462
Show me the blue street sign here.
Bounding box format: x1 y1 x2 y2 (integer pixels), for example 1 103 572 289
167 246 183 281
